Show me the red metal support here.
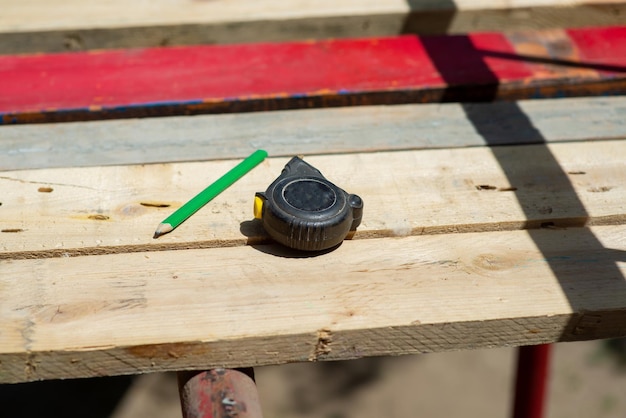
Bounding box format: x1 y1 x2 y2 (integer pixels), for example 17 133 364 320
512 344 552 418
178 368 263 418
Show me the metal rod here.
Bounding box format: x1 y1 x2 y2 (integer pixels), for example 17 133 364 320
512 344 552 418
178 368 263 418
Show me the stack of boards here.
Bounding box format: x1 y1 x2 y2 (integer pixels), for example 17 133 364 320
1 0 625 384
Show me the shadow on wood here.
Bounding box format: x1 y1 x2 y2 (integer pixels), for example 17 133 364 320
414 0 626 359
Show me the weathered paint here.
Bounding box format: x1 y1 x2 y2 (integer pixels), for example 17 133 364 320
1 26 625 124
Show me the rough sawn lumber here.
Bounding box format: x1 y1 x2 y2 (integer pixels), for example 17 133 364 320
1 226 625 383
1 0 625 53
2 96 626 171
1 141 625 258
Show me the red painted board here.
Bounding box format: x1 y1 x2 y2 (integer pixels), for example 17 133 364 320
1 26 626 124
567 26 626 75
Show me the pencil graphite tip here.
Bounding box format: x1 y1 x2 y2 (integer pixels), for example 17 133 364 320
153 223 173 239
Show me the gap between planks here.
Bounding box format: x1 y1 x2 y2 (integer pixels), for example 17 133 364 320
1 140 625 259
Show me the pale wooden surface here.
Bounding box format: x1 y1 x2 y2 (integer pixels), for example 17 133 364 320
2 225 625 383
2 86 626 382
1 140 625 259
1 0 625 391
2 135 625 383
1 0 625 52
2 97 626 172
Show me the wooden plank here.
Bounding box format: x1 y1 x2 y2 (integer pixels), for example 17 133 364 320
1 141 624 259
1 0 625 53
2 96 626 171
1 225 625 383
3 27 626 124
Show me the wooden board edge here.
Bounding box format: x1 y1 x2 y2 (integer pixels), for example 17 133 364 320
3 96 626 172
3 310 625 383
1 3 626 54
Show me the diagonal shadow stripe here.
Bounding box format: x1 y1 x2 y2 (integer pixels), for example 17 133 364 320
404 0 626 345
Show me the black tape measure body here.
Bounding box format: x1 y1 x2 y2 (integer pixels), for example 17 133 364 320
255 157 363 251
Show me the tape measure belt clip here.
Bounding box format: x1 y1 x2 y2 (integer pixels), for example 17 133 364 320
255 156 363 251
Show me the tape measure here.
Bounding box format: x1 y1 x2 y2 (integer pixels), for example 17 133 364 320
254 156 363 251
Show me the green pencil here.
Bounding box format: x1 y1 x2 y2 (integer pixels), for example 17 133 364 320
153 149 268 239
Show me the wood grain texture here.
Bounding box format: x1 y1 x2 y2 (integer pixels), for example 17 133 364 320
3 26 626 124
1 225 625 383
1 0 625 53
2 96 626 171
3 1 625 387
1 141 624 259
